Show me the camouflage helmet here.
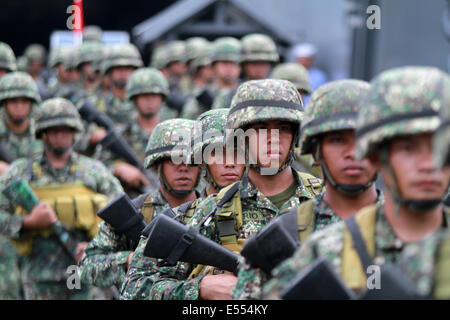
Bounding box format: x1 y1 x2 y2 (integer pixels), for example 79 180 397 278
62 50 78 70
300 79 370 155
0 71 41 104
192 108 229 164
240 33 279 63
165 41 186 66
83 25 103 42
150 45 168 70
35 97 84 138
355 66 450 160
144 118 195 169
16 56 28 72
48 45 72 69
24 44 47 63
185 37 210 62
227 79 303 130
0 42 17 72
211 37 241 64
126 67 169 101
434 97 450 168
189 42 213 74
101 43 143 75
76 41 104 69
272 63 311 94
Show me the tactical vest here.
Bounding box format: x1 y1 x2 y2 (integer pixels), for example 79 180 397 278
340 205 377 291
13 161 109 256
188 172 322 279
140 192 201 224
434 231 450 299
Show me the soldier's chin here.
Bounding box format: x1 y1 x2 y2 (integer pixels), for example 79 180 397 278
10 117 27 125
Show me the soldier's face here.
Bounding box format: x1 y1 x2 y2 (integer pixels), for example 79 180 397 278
243 61 271 80
162 158 199 191
5 97 32 124
56 64 71 83
167 61 187 79
42 126 75 156
320 130 377 186
206 147 245 187
135 93 162 118
213 61 240 84
248 120 294 170
109 66 135 88
197 65 215 84
380 133 450 201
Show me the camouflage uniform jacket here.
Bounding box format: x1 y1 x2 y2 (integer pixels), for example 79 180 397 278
0 235 21 299
79 189 171 288
232 190 384 299
212 86 237 109
0 151 123 298
121 169 315 300
180 85 214 120
397 207 450 299
96 93 134 131
262 204 449 299
0 115 42 160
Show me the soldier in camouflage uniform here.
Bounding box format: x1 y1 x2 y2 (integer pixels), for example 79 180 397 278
121 79 321 300
0 97 123 299
0 72 42 175
232 79 383 299
240 33 279 82
23 44 51 100
79 118 200 291
94 43 143 130
0 42 17 78
119 108 246 299
210 37 242 110
270 62 317 176
180 40 216 120
263 66 450 299
392 79 450 300
83 25 103 43
46 45 74 98
105 67 174 192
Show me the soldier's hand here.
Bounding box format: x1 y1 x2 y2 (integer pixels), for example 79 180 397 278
0 161 9 175
75 241 89 264
23 203 58 230
114 162 151 188
199 273 238 300
89 128 107 146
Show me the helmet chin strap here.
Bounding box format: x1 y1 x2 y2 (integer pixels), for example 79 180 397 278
157 162 199 198
379 147 442 216
247 127 298 176
315 144 376 197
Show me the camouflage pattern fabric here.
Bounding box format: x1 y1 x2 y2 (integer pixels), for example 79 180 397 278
24 44 46 64
0 235 21 299
232 191 384 299
0 151 123 299
212 86 237 109
150 45 168 70
164 41 186 66
272 63 311 94
95 93 135 131
144 118 195 169
355 66 450 160
433 86 450 168
34 97 84 138
262 205 449 299
0 42 17 72
83 25 103 42
211 37 241 64
79 190 170 289
240 33 278 63
121 170 315 300
227 79 303 130
300 79 370 154
75 41 104 69
126 68 169 101
100 43 143 76
0 71 41 104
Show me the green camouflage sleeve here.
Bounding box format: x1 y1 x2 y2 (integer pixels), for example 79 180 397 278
79 221 131 287
0 158 28 238
232 256 269 300
84 156 124 198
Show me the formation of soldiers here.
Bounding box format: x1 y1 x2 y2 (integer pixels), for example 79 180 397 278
0 25 449 301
